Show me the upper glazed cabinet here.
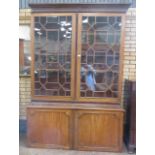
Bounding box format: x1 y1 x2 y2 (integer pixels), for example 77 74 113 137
31 13 125 103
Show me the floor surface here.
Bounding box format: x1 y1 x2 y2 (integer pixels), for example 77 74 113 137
19 134 136 155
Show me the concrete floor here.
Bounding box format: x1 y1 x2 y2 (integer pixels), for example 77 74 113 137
19 134 135 155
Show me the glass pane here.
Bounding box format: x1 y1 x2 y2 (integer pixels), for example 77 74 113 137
48 31 58 41
96 17 108 23
109 17 115 25
40 17 46 25
35 23 42 30
19 25 31 75
80 16 121 98
96 31 107 43
82 31 87 44
88 33 94 45
48 55 58 63
95 55 105 63
47 71 58 82
95 23 109 30
47 16 58 23
89 16 95 26
45 23 59 29
82 16 89 30
108 33 115 44
24 40 31 66
34 16 72 96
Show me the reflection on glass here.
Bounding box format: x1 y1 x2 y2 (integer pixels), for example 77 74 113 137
19 39 31 75
95 23 109 30
86 65 96 91
88 33 94 45
108 33 115 44
47 71 58 82
82 17 89 30
40 17 46 25
47 16 58 23
96 31 107 43
80 16 121 98
48 55 58 63
109 17 115 25
82 31 87 43
34 16 72 96
19 25 31 75
89 16 95 26
96 17 107 23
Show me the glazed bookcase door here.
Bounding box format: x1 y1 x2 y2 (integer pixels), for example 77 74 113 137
77 13 125 103
31 13 76 101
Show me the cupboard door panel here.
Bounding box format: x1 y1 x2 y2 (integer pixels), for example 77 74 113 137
74 110 124 152
27 108 72 149
77 13 125 103
32 14 76 101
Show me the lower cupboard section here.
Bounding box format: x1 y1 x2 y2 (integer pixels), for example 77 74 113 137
27 108 72 149
74 110 124 152
27 106 124 152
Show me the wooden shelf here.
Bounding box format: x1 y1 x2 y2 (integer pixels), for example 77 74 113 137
28 101 124 111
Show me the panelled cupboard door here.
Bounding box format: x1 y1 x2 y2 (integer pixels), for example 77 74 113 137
31 13 76 101
74 110 124 152
27 108 72 149
77 13 125 103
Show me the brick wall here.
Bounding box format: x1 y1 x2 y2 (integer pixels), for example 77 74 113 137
122 8 136 107
19 76 31 119
19 9 31 25
19 9 31 121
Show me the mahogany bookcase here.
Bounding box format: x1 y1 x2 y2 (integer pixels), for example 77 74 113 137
27 3 130 152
